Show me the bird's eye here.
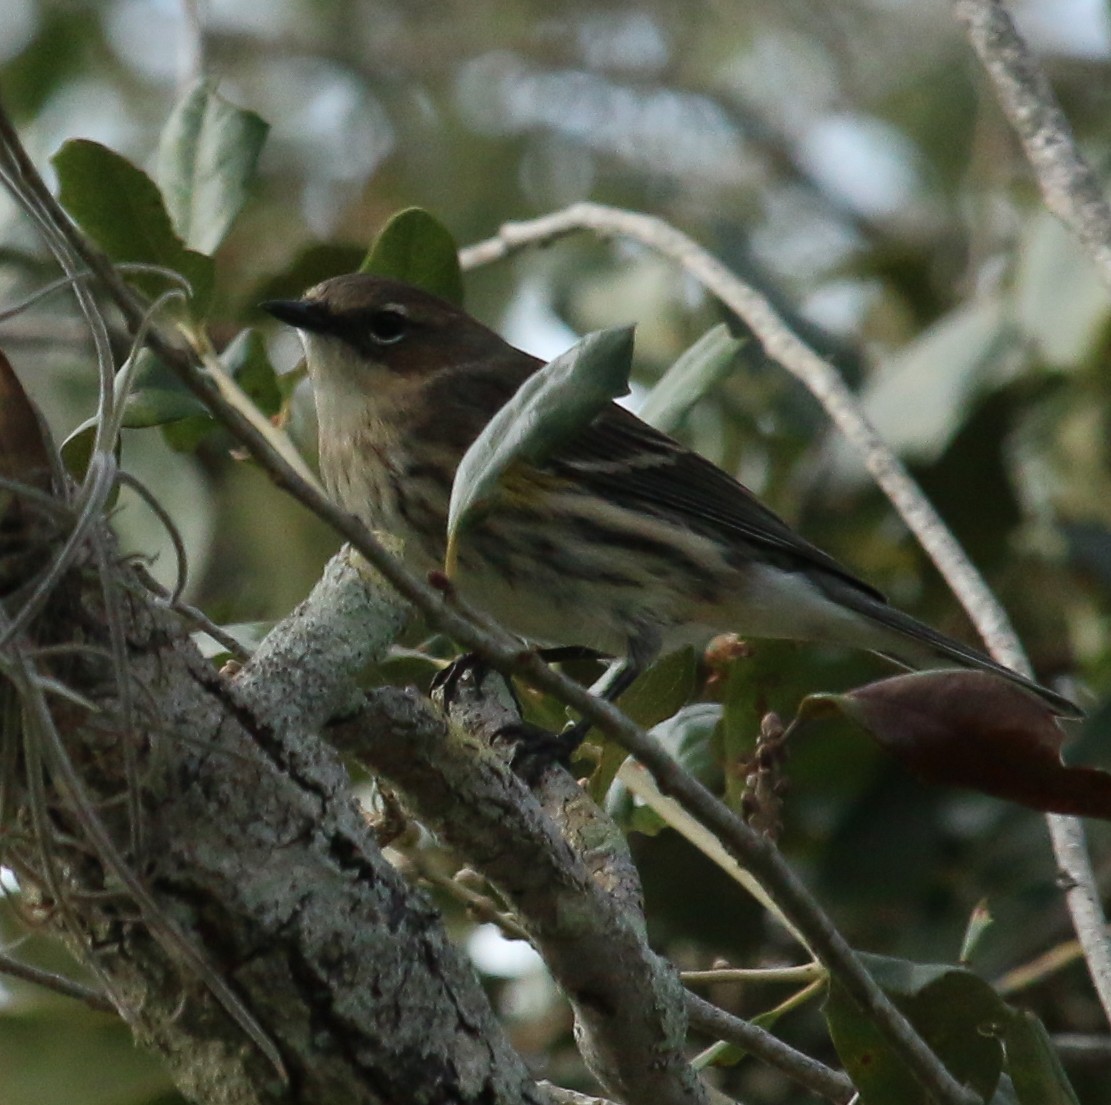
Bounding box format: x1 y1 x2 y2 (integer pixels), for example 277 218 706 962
367 307 408 345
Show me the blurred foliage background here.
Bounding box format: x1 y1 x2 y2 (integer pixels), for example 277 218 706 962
2 1 1111 1102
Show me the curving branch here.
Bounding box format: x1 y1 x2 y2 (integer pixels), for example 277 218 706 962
685 992 854 1103
459 198 1111 1031
0 101 978 1104
233 549 707 1104
952 0 1111 1026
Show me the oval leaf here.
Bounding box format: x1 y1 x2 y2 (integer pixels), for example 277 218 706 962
121 348 208 428
1004 1010 1081 1105
445 326 634 575
804 670 1111 819
360 207 464 306
638 323 743 433
52 138 214 315
156 78 269 255
825 953 1006 1105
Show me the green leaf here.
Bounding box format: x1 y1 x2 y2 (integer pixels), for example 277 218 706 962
589 648 698 802
53 139 214 315
161 413 217 453
250 242 368 306
120 349 207 429
63 348 217 470
222 329 281 417
1003 1010 1080 1105
360 207 464 305
445 326 635 575
618 646 698 731
156 78 269 255
122 388 206 429
59 418 119 486
843 296 1014 466
638 324 743 433
824 954 1005 1105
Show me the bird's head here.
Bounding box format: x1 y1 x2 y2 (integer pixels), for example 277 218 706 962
261 273 510 390
262 272 540 468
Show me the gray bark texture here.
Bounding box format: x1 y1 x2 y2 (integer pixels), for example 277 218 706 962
1 422 705 1105
2 513 548 1103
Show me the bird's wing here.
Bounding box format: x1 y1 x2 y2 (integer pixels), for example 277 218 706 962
549 402 887 603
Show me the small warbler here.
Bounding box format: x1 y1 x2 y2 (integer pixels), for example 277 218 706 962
262 274 1078 721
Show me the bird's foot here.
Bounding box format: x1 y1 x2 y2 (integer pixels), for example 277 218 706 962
432 652 582 783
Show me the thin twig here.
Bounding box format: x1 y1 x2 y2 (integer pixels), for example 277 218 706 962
683 964 824 986
0 951 116 1013
953 0 1111 289
460 199 1111 1034
994 935 1086 996
685 991 854 1103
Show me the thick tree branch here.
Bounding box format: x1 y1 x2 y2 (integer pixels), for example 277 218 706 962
0 103 979 1102
239 552 853 1103
235 555 706 1105
2 513 547 1103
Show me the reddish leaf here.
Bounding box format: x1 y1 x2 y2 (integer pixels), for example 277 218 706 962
804 670 1111 819
0 350 58 595
0 348 54 496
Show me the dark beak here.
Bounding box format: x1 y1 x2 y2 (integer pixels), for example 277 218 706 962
259 298 332 333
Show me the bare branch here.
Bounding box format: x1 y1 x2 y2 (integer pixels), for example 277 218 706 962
685 991 854 1104
460 199 1111 1036
952 0 1111 289
951 0 1111 1027
0 950 115 1013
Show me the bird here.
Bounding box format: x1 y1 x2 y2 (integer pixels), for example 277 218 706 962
261 273 1080 728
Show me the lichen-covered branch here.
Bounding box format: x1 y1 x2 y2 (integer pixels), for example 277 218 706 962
236 554 706 1105
2 513 547 1105
952 0 1111 1028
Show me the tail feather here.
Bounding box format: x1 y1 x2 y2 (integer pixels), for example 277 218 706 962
845 592 1081 719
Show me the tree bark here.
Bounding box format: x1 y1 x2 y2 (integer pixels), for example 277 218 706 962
2 509 548 1104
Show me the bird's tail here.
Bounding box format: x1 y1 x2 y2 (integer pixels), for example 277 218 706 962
836 588 1081 718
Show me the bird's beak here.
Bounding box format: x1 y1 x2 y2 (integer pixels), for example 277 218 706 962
259 298 332 334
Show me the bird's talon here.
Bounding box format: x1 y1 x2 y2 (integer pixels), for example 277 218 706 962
431 652 488 700
494 721 579 784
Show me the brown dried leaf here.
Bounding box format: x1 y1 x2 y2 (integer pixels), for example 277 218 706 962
0 348 54 495
803 670 1110 819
